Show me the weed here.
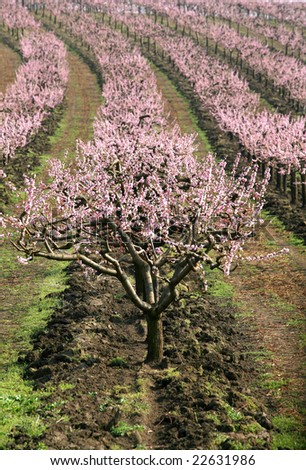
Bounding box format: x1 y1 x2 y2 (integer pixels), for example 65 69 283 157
110 422 144 437
159 368 180 380
43 400 65 412
100 386 148 417
268 293 296 313
240 421 263 434
209 432 228 449
238 394 259 412
113 293 125 300
286 318 305 327
112 385 129 396
37 442 49 450
244 349 273 359
235 310 254 319
289 234 304 247
258 378 289 391
108 357 129 368
205 412 221 426
59 383 75 392
224 404 243 422
299 334 306 348
266 239 277 246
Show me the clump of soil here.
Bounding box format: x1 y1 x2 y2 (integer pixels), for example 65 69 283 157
11 264 273 450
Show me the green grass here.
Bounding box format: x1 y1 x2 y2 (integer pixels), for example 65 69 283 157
0 260 69 449
245 349 273 359
272 415 306 450
261 211 305 245
110 421 144 438
258 378 290 391
1 261 69 359
1 244 20 278
299 334 306 348
268 293 296 314
0 381 48 449
205 269 235 304
149 61 212 157
18 263 68 342
289 234 305 247
210 279 234 299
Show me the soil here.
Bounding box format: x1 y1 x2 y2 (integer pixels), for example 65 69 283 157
228 225 306 424
11 265 272 450
0 40 20 94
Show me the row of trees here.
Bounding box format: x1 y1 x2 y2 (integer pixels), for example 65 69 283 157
0 0 40 31
214 8 305 58
175 0 306 29
0 3 68 164
1 5 272 364
135 0 306 57
88 1 306 194
136 1 306 107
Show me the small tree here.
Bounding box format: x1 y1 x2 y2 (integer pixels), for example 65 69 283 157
2 127 269 364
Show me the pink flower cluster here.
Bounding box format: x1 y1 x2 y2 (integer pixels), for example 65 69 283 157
0 31 69 163
0 0 39 30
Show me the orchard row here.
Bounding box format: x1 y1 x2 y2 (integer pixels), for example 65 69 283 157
0 3 68 163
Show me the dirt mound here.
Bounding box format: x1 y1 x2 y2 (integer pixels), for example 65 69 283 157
9 264 273 450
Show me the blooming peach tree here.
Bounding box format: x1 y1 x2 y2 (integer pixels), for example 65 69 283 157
2 135 269 363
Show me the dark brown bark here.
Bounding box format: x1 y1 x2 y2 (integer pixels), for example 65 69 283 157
290 171 297 205
301 173 306 208
145 314 164 364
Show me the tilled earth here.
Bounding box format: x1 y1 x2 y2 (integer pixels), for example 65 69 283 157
10 265 274 450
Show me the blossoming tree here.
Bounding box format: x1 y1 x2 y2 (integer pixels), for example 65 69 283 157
2 137 269 363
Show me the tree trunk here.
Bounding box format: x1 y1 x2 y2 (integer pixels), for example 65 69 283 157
145 314 163 364
135 265 146 300
301 173 306 208
290 171 297 205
